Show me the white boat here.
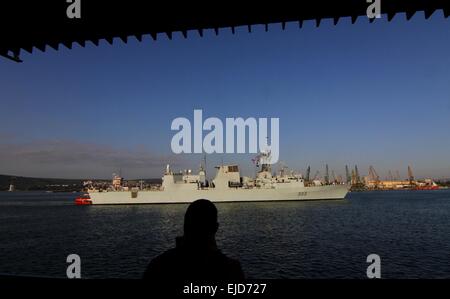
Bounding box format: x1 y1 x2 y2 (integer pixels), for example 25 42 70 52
85 152 349 205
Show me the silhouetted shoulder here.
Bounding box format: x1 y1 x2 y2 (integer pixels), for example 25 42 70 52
143 247 244 280
142 248 180 280
207 250 244 279
216 253 245 280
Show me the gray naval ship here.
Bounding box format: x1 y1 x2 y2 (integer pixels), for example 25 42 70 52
84 151 349 205
85 152 349 205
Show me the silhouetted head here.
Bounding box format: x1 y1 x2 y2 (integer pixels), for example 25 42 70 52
184 199 219 241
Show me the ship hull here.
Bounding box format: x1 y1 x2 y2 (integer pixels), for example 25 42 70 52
88 184 349 205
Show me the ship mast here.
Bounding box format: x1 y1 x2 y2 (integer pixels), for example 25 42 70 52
203 153 207 179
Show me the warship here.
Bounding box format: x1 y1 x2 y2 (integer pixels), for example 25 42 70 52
76 151 349 205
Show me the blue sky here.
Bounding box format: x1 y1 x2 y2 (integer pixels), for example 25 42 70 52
1 12 450 179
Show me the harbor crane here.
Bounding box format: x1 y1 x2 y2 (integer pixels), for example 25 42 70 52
305 166 311 182
345 165 351 184
408 166 415 184
354 165 361 185
368 165 380 188
324 164 330 185
388 170 394 181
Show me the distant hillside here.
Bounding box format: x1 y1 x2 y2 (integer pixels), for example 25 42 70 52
0 175 162 192
0 175 83 191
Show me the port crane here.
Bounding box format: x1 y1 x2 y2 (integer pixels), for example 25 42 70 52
345 165 351 184
368 165 380 188
408 166 415 184
305 166 311 182
324 164 330 185
387 170 394 181
352 165 361 185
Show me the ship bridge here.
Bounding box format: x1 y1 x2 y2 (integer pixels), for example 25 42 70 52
212 165 241 189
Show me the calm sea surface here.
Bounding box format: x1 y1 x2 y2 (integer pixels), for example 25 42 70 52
1 190 450 279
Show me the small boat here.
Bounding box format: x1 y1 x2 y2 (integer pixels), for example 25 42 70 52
74 194 92 205
415 180 441 190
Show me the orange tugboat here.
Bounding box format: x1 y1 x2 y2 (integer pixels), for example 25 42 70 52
415 179 441 190
74 194 92 205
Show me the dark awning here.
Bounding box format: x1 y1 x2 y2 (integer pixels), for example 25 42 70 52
0 1 448 62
